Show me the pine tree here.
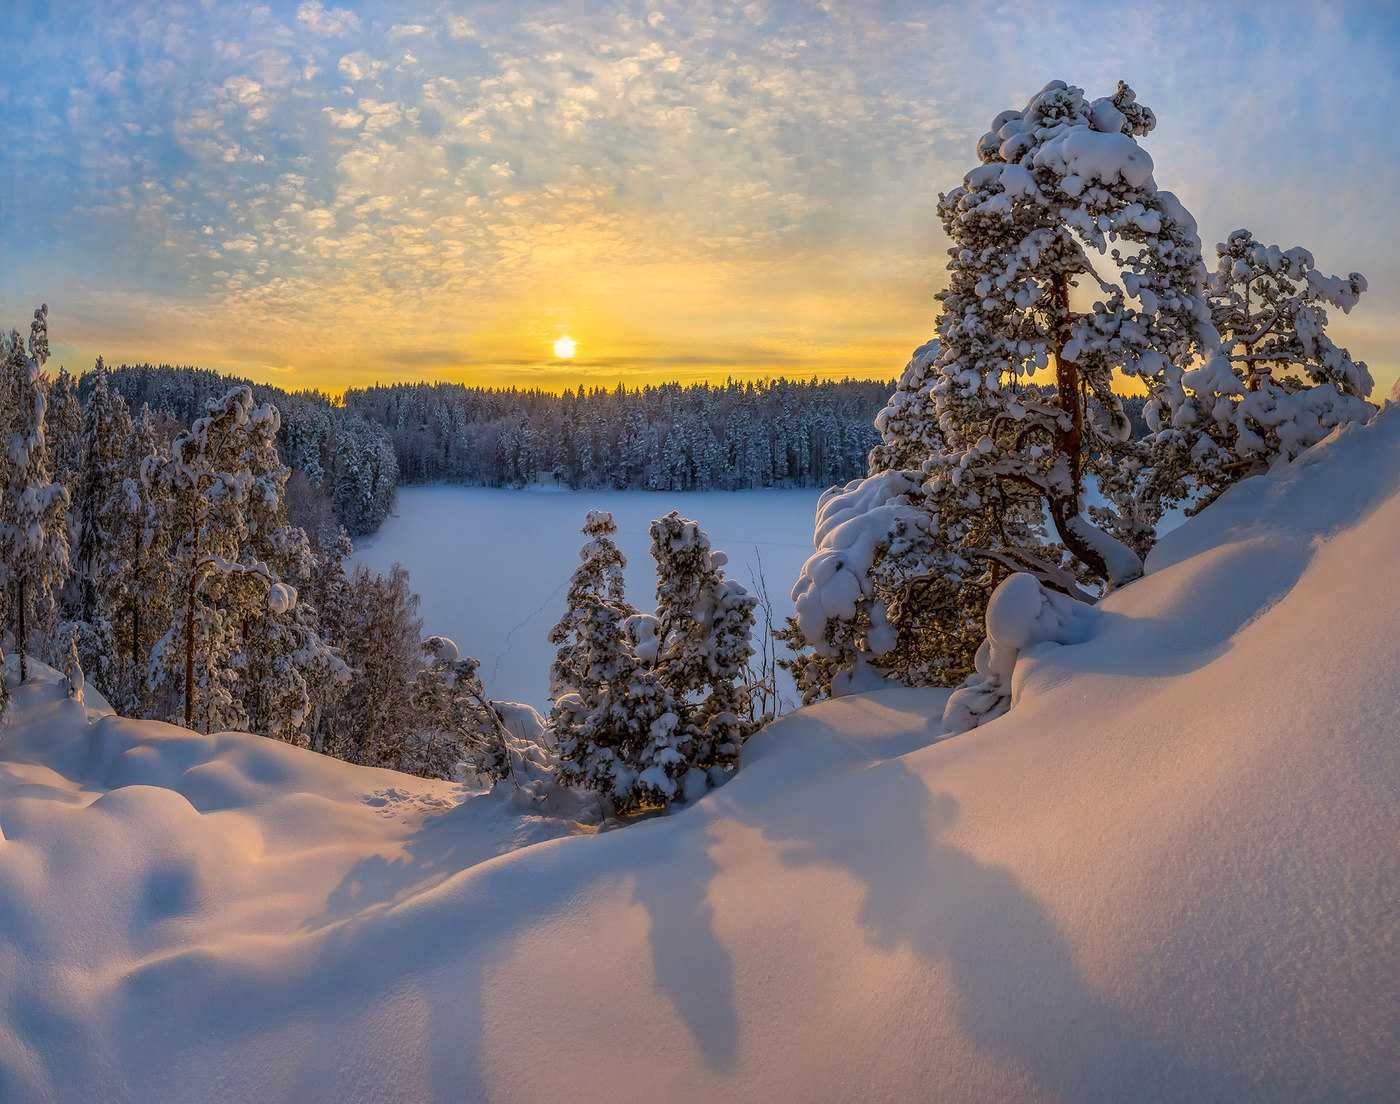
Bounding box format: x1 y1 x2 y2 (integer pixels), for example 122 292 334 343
67 360 134 695
1102 230 1375 526
235 398 346 743
0 306 72 682
148 386 285 730
785 81 1218 697
333 564 423 766
118 405 172 714
646 511 760 783
547 509 634 702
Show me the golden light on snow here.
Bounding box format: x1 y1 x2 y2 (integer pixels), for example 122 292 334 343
553 336 577 359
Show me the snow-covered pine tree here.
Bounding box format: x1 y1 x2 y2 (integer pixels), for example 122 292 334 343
235 398 346 743
67 360 134 695
332 564 423 766
118 404 172 714
1102 230 1375 526
0 306 72 683
547 509 634 703
46 367 83 495
547 510 642 804
786 81 1219 698
644 511 759 790
148 386 284 730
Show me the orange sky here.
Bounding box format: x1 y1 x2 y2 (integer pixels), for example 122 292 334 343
4 2 1396 395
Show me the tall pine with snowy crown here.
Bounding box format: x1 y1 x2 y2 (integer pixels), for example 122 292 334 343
0 306 71 683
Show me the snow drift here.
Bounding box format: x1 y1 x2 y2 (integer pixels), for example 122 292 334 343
4 406 1400 1101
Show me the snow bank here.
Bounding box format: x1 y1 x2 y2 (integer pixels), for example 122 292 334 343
942 573 1098 732
3 408 1400 1100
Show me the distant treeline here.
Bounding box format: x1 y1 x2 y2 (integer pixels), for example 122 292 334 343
343 378 895 491
90 366 1151 541
89 367 898 537
90 366 398 538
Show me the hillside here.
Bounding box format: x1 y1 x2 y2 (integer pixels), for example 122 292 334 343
2 403 1398 1101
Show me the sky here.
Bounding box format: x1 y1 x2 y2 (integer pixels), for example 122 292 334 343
2 0 1397 394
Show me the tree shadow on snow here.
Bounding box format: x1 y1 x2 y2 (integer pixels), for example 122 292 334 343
722 755 1272 1103
627 820 739 1074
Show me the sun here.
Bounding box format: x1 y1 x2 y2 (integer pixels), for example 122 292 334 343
553 336 576 358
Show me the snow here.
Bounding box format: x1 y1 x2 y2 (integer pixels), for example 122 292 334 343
351 487 821 709
942 573 1098 732
2 408 1400 1099
790 470 925 657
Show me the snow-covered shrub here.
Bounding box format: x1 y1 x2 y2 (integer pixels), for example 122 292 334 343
550 510 759 814
781 469 983 702
407 636 529 785
942 572 1099 733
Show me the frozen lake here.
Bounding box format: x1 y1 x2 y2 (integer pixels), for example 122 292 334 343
351 486 823 712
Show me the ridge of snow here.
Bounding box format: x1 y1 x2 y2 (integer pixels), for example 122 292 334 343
2 409 1400 1099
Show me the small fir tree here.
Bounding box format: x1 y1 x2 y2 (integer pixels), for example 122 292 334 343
550 510 758 813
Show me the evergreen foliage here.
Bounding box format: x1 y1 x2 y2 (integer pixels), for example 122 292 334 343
0 306 71 684
549 510 758 814
346 377 889 491
784 80 1376 703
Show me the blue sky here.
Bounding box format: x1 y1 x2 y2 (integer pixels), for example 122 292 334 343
2 0 1396 391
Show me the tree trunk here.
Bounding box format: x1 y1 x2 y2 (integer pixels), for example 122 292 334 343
131 552 142 697
1041 271 1141 587
17 576 27 685
1049 272 1083 497
184 569 198 728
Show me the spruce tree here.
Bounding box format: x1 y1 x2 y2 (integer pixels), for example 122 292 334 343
68 360 134 695
550 510 758 813
0 306 71 682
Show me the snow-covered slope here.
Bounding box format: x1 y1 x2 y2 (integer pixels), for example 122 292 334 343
4 409 1400 1102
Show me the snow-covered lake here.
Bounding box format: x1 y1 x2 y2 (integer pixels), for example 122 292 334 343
351 486 823 711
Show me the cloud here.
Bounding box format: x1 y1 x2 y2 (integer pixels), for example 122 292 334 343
3 0 1397 393
338 52 387 82
323 106 364 128
445 15 476 39
296 2 359 36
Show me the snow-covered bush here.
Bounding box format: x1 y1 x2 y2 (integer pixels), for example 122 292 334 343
408 636 518 784
781 469 977 702
550 510 759 814
942 572 1099 733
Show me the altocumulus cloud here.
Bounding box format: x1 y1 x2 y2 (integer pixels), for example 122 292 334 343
1 0 1396 390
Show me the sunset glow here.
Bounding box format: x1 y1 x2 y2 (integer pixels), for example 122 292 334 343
1 2 1396 393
